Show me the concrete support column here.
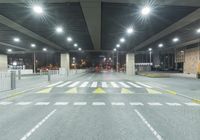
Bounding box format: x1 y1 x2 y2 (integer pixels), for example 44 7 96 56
126 53 135 76
60 53 70 75
0 54 8 71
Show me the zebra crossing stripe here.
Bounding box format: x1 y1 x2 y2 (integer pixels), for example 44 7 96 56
184 102 200 106
166 103 181 106
80 81 89 87
136 82 152 88
102 82 108 88
110 82 119 88
148 102 163 106
130 102 144 106
16 102 32 105
68 81 80 87
46 81 63 87
127 82 142 88
91 82 98 88
54 102 69 105
35 102 50 105
119 82 130 88
0 102 13 105
57 81 72 87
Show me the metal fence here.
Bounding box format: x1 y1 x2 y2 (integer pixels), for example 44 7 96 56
0 71 11 91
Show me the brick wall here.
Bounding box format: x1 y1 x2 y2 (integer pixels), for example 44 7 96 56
184 47 200 74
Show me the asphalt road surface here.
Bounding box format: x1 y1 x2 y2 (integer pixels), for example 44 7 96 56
0 72 199 140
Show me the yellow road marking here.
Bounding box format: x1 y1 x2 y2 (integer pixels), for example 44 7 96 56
192 99 200 104
37 87 52 94
65 87 77 94
121 88 133 94
146 88 162 94
93 88 105 94
165 90 177 95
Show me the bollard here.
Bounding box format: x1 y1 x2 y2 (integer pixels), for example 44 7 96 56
48 71 51 82
18 70 21 80
11 71 16 90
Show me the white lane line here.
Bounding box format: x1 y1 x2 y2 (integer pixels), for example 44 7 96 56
92 102 106 106
54 102 69 106
20 109 56 140
91 81 98 88
134 109 163 140
68 81 80 87
136 82 152 88
80 81 89 87
118 82 130 88
0 102 13 105
16 102 32 105
130 102 144 106
46 81 63 87
166 103 182 106
127 82 142 88
111 102 125 106
184 102 200 106
148 103 163 106
57 81 72 87
110 82 119 88
73 102 87 106
102 82 108 88
35 102 50 106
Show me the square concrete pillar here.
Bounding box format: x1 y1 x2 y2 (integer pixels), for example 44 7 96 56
126 53 135 76
60 53 70 75
0 54 8 71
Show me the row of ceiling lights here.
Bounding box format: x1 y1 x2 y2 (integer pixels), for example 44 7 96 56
148 28 200 52
113 6 151 52
113 5 200 52
7 4 82 53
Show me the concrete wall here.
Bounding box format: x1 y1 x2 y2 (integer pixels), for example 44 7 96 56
184 47 200 74
0 54 8 71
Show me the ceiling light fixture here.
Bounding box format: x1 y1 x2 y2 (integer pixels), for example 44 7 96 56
31 43 36 48
120 38 125 43
7 49 12 52
13 37 20 42
67 37 73 42
126 27 134 34
116 44 120 48
172 37 179 43
32 5 44 14
74 43 78 47
141 6 151 16
43 48 47 51
55 26 63 34
158 43 163 48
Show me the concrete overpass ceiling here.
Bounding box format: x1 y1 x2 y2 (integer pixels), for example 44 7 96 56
0 22 56 52
139 19 200 52
101 2 198 51
0 3 93 53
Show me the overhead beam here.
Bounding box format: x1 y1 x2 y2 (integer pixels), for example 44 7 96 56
80 0 101 50
0 42 29 51
0 15 63 50
133 8 200 51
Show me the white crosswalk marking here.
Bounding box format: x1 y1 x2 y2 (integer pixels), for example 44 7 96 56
130 102 144 106
0 102 13 105
80 81 89 87
68 81 80 87
136 82 152 88
35 102 50 105
111 102 125 106
54 102 69 105
148 102 163 106
73 102 87 106
119 82 130 88
184 102 200 106
92 102 106 106
16 102 32 105
127 82 142 88
110 82 119 88
166 103 182 106
102 82 108 88
91 82 98 88
47 81 63 87
57 81 72 87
